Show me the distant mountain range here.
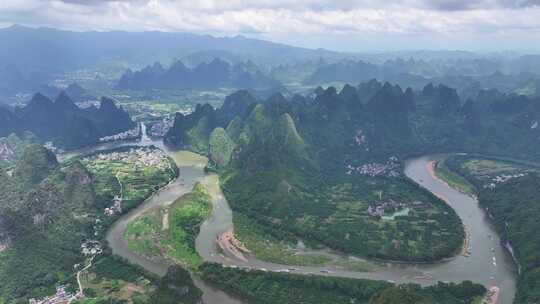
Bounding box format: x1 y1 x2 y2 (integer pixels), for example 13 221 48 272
303 58 540 98
0 25 342 73
117 58 280 91
0 92 135 149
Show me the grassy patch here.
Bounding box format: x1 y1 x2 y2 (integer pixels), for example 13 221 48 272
434 159 476 195
124 183 212 269
234 213 331 266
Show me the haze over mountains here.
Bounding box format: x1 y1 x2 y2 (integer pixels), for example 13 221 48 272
2 25 540 103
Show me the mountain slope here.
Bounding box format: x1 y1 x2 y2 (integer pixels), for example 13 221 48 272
2 93 135 149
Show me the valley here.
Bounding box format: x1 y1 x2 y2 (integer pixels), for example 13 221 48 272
3 82 534 303
3 7 540 304
90 135 511 303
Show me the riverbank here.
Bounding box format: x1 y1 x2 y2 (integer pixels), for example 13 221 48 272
427 161 472 258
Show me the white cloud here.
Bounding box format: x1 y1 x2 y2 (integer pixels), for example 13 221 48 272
1 0 540 51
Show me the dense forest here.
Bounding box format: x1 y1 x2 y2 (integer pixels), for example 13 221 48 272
479 175 540 303
199 263 486 304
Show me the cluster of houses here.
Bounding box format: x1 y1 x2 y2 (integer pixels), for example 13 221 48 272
28 285 78 304
104 196 122 216
346 156 400 177
483 173 527 189
99 125 140 143
86 147 171 217
149 116 174 137
44 141 65 154
81 240 103 256
367 200 406 217
91 147 169 169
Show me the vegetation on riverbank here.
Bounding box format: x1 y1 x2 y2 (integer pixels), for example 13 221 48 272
76 256 202 304
124 182 212 269
233 213 332 266
479 176 540 303
199 262 486 304
433 159 476 195
439 155 540 303
223 167 464 262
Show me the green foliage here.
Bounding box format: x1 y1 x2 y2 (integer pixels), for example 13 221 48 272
0 145 177 303
478 174 540 303
80 146 177 212
434 159 476 195
150 265 202 304
233 213 331 266
442 156 540 303
165 183 212 267
13 144 58 187
208 127 235 168
124 183 212 269
0 149 96 302
0 132 36 168
224 166 463 261
199 263 485 304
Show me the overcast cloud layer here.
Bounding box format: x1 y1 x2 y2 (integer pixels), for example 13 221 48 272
1 0 539 51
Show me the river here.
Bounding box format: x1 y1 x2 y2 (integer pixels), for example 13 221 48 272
75 129 516 304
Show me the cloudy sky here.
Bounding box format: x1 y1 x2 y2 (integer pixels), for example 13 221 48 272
1 0 540 52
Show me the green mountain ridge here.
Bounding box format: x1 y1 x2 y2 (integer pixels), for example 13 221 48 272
1 92 136 149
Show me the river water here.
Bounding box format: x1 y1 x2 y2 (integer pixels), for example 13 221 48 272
73 129 516 304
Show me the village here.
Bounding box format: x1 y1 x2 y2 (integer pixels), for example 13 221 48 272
99 125 140 143
28 241 103 304
483 173 527 189
148 116 174 137
83 147 174 218
346 156 400 178
89 146 170 169
367 200 407 218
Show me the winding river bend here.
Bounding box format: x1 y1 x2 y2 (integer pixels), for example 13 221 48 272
84 133 517 303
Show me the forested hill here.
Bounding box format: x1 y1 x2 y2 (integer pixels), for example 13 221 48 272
164 79 540 166
0 92 135 149
117 58 280 90
478 174 540 303
162 79 540 263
